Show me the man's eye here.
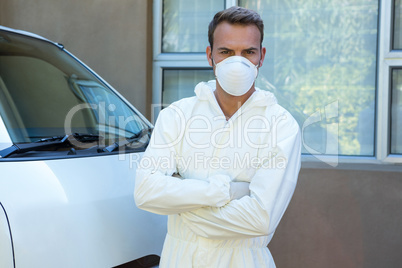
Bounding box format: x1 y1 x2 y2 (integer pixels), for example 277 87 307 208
221 51 229 54
246 50 255 54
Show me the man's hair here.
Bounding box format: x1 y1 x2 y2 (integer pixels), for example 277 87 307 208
208 6 264 50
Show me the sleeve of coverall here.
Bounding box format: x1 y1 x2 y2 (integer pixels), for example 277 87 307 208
134 106 231 215
179 112 301 239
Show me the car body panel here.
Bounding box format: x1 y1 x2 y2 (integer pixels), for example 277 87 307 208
0 204 14 268
0 154 166 268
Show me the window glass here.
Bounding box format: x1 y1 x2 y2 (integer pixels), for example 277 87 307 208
391 69 402 154
240 0 378 156
162 0 224 52
0 30 149 152
162 69 215 106
394 0 402 49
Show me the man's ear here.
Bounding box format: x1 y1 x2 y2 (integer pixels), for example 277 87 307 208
206 46 213 67
259 47 267 67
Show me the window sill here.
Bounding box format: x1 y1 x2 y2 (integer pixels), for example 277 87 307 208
301 155 402 172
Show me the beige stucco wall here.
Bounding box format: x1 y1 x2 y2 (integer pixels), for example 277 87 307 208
0 0 153 118
270 167 402 268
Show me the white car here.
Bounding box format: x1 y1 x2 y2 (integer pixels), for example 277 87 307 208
0 26 166 268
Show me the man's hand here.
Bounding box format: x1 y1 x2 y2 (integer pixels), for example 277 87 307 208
229 182 250 200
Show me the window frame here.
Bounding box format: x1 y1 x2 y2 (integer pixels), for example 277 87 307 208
152 0 217 120
377 0 402 164
152 0 402 168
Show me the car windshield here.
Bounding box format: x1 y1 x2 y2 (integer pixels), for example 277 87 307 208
0 29 150 156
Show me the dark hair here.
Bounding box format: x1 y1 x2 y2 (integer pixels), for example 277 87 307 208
208 6 264 50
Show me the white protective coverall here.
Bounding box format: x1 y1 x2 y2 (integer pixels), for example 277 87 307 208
135 80 301 268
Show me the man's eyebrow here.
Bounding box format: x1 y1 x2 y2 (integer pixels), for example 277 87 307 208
245 47 259 51
217 47 233 51
216 47 259 51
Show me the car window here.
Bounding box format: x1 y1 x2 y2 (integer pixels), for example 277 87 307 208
0 29 150 158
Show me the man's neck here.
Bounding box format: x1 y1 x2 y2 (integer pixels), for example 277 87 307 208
214 86 255 120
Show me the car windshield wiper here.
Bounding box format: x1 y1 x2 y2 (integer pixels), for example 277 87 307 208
70 133 102 143
0 135 69 158
100 127 152 153
0 133 102 158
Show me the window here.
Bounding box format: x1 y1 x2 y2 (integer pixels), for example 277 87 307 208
163 69 215 106
391 0 402 155
393 0 402 49
153 0 402 165
152 0 227 116
241 0 378 157
391 69 402 154
162 0 224 52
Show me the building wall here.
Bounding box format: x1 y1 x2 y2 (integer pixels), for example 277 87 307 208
270 167 402 268
0 0 153 118
2 1 402 267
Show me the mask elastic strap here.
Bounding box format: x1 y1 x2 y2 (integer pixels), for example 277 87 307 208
211 57 218 80
211 56 216 67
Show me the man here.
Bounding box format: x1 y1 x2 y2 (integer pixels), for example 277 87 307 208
135 6 301 268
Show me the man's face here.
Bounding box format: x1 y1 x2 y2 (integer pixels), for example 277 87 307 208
207 21 266 68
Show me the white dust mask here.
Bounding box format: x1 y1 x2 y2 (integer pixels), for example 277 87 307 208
214 56 259 96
